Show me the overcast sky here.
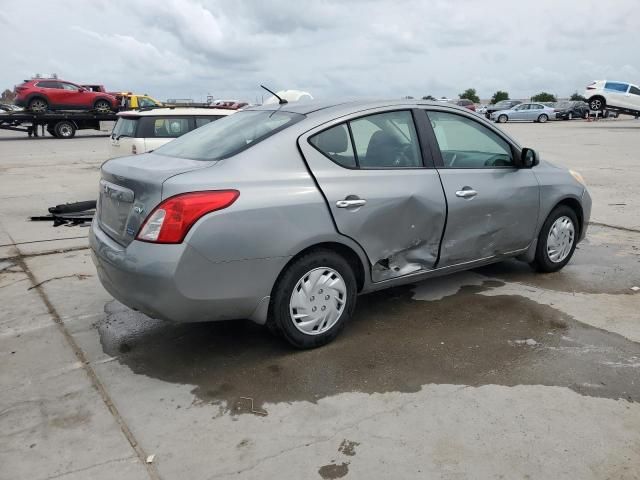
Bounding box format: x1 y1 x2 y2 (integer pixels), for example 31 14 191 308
1 0 638 102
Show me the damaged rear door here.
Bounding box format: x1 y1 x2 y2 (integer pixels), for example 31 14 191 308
423 109 539 266
298 109 447 282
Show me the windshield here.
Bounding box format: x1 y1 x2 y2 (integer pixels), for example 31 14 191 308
154 110 305 161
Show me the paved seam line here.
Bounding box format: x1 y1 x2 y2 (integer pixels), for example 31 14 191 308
0 245 90 262
589 222 640 234
11 241 160 480
0 235 88 248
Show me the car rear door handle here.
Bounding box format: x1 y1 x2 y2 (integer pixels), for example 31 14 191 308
455 189 477 199
336 199 367 208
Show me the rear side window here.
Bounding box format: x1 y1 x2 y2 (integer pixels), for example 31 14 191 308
310 124 356 168
154 110 304 161
112 117 138 138
310 110 423 169
195 116 224 128
604 82 629 93
630 86 640 96
138 117 192 138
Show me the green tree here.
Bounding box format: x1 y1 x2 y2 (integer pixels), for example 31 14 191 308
570 92 587 102
459 88 480 103
422 95 436 101
490 90 509 104
531 92 557 102
0 89 15 103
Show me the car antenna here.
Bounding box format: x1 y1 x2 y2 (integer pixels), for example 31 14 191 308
260 85 287 104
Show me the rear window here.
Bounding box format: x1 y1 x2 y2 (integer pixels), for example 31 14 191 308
154 110 304 161
112 117 138 139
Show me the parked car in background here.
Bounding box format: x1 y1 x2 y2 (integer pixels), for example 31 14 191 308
554 101 589 120
491 103 555 123
14 79 118 112
0 103 22 112
485 100 522 118
476 104 488 115
584 80 640 116
452 99 476 111
109 107 235 158
91 100 591 349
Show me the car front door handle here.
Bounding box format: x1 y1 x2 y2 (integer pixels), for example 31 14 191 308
336 199 367 208
455 189 478 199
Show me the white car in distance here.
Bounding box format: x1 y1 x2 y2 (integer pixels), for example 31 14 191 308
110 107 236 158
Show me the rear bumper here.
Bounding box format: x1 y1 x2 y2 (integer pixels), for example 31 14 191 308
89 219 289 324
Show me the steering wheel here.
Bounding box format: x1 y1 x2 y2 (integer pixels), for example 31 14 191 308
394 144 415 166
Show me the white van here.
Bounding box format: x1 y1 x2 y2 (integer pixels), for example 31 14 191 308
109 107 235 158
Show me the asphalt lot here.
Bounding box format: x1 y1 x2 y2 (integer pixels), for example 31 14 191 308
1 117 639 480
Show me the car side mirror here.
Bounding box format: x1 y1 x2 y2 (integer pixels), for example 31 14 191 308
521 148 539 168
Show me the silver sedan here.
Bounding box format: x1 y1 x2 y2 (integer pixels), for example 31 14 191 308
90 100 591 348
491 102 556 123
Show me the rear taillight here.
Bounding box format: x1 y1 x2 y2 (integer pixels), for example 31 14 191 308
136 190 239 244
131 144 137 154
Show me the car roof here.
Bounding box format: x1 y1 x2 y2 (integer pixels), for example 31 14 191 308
117 107 236 117
245 99 475 119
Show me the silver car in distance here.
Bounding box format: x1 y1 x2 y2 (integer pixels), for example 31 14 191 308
90 100 591 349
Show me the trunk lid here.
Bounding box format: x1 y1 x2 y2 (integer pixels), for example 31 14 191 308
98 153 215 246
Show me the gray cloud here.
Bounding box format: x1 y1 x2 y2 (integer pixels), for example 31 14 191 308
0 0 638 102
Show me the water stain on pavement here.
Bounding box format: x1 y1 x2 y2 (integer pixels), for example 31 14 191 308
98 276 640 415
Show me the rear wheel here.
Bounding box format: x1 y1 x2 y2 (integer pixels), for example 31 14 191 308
94 99 112 112
497 114 508 123
28 97 48 113
531 205 579 273
269 249 357 349
54 120 76 139
537 114 549 123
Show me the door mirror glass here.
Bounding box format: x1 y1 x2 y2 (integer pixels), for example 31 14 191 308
521 148 539 168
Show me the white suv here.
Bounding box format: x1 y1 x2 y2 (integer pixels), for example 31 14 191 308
584 80 640 116
109 107 236 158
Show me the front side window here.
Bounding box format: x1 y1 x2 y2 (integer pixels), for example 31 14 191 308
428 111 513 168
349 111 422 168
605 82 629 93
60 83 80 91
514 104 528 111
155 110 304 161
137 97 159 108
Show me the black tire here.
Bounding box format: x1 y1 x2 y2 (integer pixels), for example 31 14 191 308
28 97 48 113
268 249 357 349
530 205 579 273
47 127 57 138
589 97 605 112
537 114 549 123
497 114 508 123
54 120 76 139
94 99 112 112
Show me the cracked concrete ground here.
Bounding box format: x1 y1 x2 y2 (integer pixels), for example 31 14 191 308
1 119 639 480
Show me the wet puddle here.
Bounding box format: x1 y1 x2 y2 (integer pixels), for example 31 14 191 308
98 274 640 415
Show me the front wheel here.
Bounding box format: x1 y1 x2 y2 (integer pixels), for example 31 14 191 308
94 99 112 112
269 249 357 349
497 114 508 123
537 114 549 123
531 205 579 273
